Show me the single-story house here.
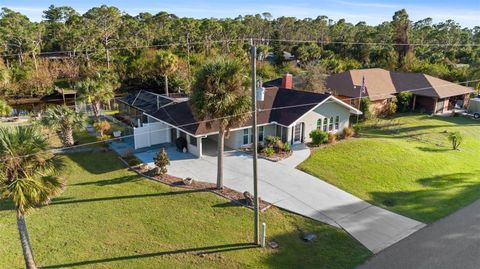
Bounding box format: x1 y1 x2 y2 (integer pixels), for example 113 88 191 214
326 68 474 115
117 84 361 158
265 69 474 115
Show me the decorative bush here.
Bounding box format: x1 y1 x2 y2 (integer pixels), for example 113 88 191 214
154 148 170 176
283 142 291 152
309 129 328 146
328 133 337 144
447 131 463 150
265 136 281 148
383 97 398 117
353 124 362 135
343 127 353 138
397 92 412 112
93 120 111 136
360 97 372 120
275 139 285 151
96 134 111 141
264 147 275 157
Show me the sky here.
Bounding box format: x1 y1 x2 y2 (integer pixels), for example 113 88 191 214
1 0 479 28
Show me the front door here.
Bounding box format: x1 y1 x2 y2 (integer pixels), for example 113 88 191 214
293 123 303 144
170 128 177 143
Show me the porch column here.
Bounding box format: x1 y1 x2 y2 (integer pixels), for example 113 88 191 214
198 137 203 158
412 95 417 111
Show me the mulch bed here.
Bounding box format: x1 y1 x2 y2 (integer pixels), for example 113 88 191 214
120 158 272 212
258 150 292 162
241 148 293 162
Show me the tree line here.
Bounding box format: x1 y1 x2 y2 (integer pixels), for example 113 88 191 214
0 5 479 99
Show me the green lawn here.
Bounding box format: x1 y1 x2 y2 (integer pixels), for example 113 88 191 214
0 151 370 269
299 113 480 223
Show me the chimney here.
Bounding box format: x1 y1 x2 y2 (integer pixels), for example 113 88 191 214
281 73 293 89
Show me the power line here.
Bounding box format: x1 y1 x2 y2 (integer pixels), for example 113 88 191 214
1 38 249 58
254 38 480 47
2 37 479 58
2 78 478 161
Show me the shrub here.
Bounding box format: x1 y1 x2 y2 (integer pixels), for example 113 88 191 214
343 127 353 138
360 97 372 120
264 146 275 157
265 136 281 148
397 92 412 112
96 134 111 141
328 133 337 144
309 129 328 146
0 99 12 117
447 131 463 150
93 120 111 136
283 142 291 152
275 139 285 151
383 97 398 116
353 124 362 135
154 148 170 176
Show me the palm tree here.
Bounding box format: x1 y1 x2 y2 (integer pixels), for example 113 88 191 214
41 105 85 147
155 50 178 96
76 69 119 118
190 58 251 189
0 126 64 269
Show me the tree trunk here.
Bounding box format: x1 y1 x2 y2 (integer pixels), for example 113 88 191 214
62 124 75 147
16 210 37 269
92 101 101 119
217 129 225 189
164 75 169 96
32 52 38 71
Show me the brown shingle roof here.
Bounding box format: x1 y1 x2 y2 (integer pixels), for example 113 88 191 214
326 68 473 101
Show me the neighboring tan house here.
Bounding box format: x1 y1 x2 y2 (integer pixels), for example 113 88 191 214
326 68 474 115
116 87 361 158
266 69 474 115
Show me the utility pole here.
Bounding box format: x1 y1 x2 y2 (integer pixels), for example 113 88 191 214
356 76 365 124
250 38 260 245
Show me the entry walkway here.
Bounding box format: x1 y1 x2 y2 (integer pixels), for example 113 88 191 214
135 144 425 253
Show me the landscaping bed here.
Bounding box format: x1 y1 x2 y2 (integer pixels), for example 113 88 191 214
126 160 272 211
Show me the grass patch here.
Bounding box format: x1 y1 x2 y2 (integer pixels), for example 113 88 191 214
299 113 480 223
0 151 370 269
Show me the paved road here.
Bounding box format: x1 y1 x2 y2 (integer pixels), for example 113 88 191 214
358 198 480 269
134 144 425 254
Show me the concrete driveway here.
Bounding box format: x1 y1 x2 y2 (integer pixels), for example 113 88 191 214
135 144 425 254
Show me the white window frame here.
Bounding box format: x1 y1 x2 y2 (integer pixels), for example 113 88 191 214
258 126 264 142
243 129 250 145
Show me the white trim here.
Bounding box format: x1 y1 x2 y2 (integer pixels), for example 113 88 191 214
143 113 198 137
289 95 362 127
200 122 280 137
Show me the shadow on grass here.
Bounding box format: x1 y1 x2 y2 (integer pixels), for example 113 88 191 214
42 243 257 268
0 189 207 211
417 172 479 188
64 151 123 175
212 201 243 208
369 171 480 223
49 189 206 206
72 175 141 186
416 146 450 153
